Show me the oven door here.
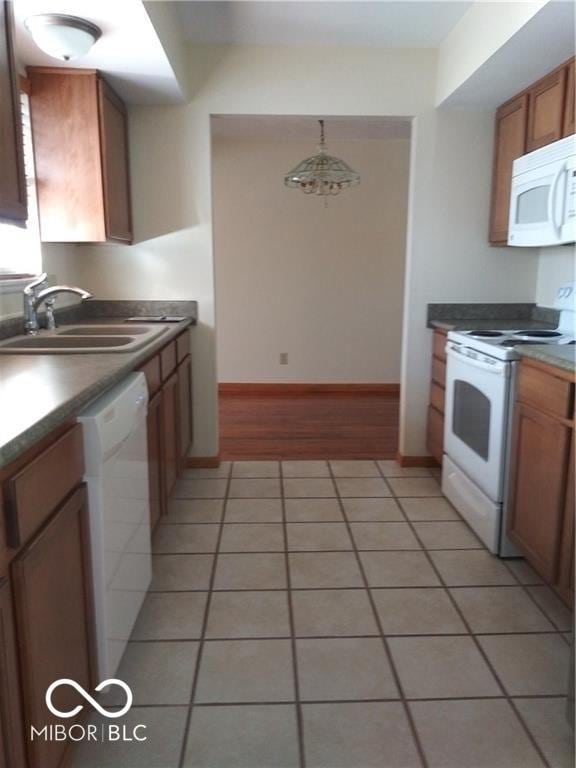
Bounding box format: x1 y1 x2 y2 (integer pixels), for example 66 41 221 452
444 343 511 502
508 158 572 246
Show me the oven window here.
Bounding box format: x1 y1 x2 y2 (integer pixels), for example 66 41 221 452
452 381 491 460
516 185 550 224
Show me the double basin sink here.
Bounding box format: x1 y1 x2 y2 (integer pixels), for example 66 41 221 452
0 324 169 354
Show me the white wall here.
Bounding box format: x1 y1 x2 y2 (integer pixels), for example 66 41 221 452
212 135 410 383
0 244 82 320
536 246 576 307
436 0 546 105
62 44 541 459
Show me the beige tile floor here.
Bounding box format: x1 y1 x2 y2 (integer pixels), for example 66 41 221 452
75 460 574 768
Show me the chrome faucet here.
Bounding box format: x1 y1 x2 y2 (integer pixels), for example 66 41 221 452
23 273 93 334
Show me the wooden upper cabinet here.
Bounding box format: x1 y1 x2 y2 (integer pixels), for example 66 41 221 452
527 66 567 151
98 79 132 242
28 67 132 244
489 94 528 244
0 1 27 223
563 58 575 137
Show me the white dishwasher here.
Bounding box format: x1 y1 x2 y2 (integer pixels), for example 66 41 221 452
78 372 151 679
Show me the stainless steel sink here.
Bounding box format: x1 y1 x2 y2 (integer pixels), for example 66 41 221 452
58 326 149 336
1 337 134 349
0 323 169 354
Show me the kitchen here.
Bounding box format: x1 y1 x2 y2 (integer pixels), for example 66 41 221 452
0 1 574 767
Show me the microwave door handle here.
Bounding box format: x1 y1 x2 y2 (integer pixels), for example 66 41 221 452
548 163 566 235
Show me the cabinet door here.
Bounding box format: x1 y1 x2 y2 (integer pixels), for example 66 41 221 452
177 355 193 469
489 95 528 244
556 434 574 607
12 485 96 768
563 59 575 137
0 0 26 223
507 402 570 582
98 78 132 242
147 390 163 528
0 578 26 768
527 67 567 151
162 373 179 500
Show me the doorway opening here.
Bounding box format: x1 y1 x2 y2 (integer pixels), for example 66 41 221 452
211 115 412 459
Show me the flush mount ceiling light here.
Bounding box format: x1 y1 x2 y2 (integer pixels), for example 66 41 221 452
24 14 102 61
284 119 361 196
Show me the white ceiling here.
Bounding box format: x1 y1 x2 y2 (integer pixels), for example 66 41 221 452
211 114 412 140
13 0 184 104
177 0 473 48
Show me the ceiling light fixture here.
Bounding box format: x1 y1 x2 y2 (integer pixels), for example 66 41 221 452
284 119 361 197
24 14 102 61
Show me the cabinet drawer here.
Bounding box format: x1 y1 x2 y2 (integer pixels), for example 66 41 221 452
517 364 572 419
431 357 446 388
176 329 191 363
432 331 447 362
430 382 445 414
139 354 161 397
160 341 177 381
4 425 84 548
426 405 444 465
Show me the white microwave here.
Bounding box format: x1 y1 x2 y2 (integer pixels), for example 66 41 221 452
508 134 576 246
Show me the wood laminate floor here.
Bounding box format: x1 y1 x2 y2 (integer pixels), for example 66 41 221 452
219 393 400 460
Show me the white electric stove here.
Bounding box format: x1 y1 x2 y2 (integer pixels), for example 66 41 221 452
442 283 575 555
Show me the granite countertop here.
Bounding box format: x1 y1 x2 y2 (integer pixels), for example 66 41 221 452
429 318 559 332
517 344 576 374
427 302 559 332
0 317 193 469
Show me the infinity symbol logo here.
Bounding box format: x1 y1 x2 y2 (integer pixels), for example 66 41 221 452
45 679 133 719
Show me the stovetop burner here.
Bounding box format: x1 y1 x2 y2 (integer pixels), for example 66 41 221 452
467 330 507 338
513 330 563 338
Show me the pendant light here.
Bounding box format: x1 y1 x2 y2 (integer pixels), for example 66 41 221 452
24 14 102 61
284 119 361 196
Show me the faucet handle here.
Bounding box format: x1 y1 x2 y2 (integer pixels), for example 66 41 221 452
44 298 57 331
23 272 48 296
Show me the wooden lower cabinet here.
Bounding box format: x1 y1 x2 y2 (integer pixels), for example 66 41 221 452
140 329 194 524
146 390 163 528
507 359 575 607
557 437 575 605
0 578 26 768
507 402 570 582
426 329 447 465
426 405 444 465
162 372 179 499
177 355 193 468
12 485 95 768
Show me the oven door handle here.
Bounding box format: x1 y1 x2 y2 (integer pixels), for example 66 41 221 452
446 344 509 376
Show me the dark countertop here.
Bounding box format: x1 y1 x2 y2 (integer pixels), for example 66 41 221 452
518 345 576 374
427 302 559 332
0 318 193 469
429 318 559 332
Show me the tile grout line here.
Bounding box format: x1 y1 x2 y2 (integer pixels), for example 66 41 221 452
176 460 233 768
279 460 307 768
500 559 573 640
375 462 554 768
327 462 431 768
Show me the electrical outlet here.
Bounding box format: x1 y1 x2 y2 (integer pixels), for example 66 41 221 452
279 352 288 365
